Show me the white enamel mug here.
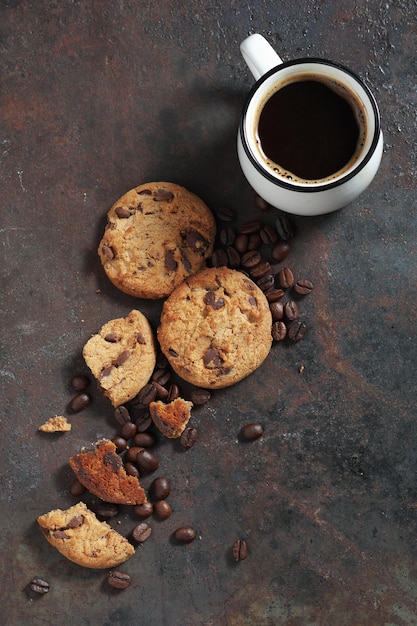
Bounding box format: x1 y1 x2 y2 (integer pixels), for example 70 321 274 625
237 34 383 216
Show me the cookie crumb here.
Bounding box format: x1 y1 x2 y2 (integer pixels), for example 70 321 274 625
39 416 71 432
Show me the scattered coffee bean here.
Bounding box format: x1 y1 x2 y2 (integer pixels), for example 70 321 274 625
220 226 236 246
255 195 270 211
133 502 154 519
241 422 264 441
69 478 86 497
133 432 156 447
154 499 172 520
270 301 284 321
150 476 171 501
120 421 137 440
225 245 241 268
135 448 159 473
260 224 278 245
96 503 119 519
271 241 290 262
216 207 234 221
232 539 248 561
275 214 294 240
133 383 157 408
240 219 263 234
287 320 307 342
152 368 171 386
234 233 248 254
108 571 131 590
135 413 152 432
29 578 50 594
114 405 131 425
211 248 228 267
174 526 197 544
151 380 169 400
125 446 143 463
70 374 90 391
284 300 299 321
190 388 211 405
241 250 261 269
247 232 262 250
294 278 313 295
69 392 91 413
124 461 140 478
132 522 152 543
272 321 287 341
266 288 286 302
166 384 180 402
249 259 271 279
112 436 128 452
180 427 198 449
277 267 295 289
257 273 274 291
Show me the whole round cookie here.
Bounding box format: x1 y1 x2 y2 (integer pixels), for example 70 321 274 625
98 182 216 299
157 267 273 389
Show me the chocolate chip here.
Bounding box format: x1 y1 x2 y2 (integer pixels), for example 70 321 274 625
203 347 224 368
100 365 114 378
154 188 174 201
168 348 179 357
165 249 178 271
102 244 115 260
183 229 208 253
104 332 121 343
181 253 192 273
115 207 132 218
136 333 146 344
67 514 85 528
116 350 130 366
103 451 122 471
204 291 225 310
52 530 69 540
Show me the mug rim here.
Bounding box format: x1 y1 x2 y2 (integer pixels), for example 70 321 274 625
240 57 381 192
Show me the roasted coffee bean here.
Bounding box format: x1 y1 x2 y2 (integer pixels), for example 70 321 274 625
133 432 156 447
247 232 262 250
29 578 50 594
220 226 236 246
232 539 248 561
132 522 152 543
240 219 263 234
114 405 131 425
133 502 154 519
234 233 249 254
135 413 152 432
69 478 86 497
69 392 91 413
255 195 270 211
136 448 159 473
180 427 198 449
174 526 196 544
225 245 241 268
190 388 211 405
241 422 264 441
70 374 90 391
96 503 119 519
211 248 228 267
284 300 299 321
260 224 278 245
154 499 172 520
287 320 307 342
249 260 271 279
272 321 287 341
150 476 171 500
152 368 171 386
275 214 294 240
257 273 274 291
241 250 261 269
294 278 314 295
151 380 169 400
167 384 180 402
271 241 290 262
120 421 137 440
270 301 284 321
124 461 140 478
133 383 157 408
125 446 143 463
265 288 286 302
108 571 131 590
111 436 128 453
216 207 234 221
277 267 295 289
156 351 169 369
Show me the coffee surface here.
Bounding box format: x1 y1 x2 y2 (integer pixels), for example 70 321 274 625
257 79 360 181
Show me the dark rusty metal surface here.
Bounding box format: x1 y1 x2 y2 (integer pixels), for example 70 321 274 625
1 1 417 624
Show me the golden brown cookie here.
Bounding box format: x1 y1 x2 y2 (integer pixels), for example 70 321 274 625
98 182 216 299
69 439 147 505
149 398 193 438
37 502 135 569
157 267 273 388
82 309 156 407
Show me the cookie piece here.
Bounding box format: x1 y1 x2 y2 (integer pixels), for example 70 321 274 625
83 309 156 407
98 182 216 299
69 439 147 505
157 267 273 389
149 398 193 438
39 416 71 432
37 502 135 569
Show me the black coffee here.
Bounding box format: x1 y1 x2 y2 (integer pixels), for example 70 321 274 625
257 78 362 181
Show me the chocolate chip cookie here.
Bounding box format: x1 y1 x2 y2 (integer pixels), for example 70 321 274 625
82 309 156 407
37 501 135 569
157 267 273 388
98 182 216 299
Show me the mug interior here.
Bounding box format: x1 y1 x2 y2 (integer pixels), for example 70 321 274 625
241 59 381 190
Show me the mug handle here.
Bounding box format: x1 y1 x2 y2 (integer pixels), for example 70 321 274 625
240 34 283 81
